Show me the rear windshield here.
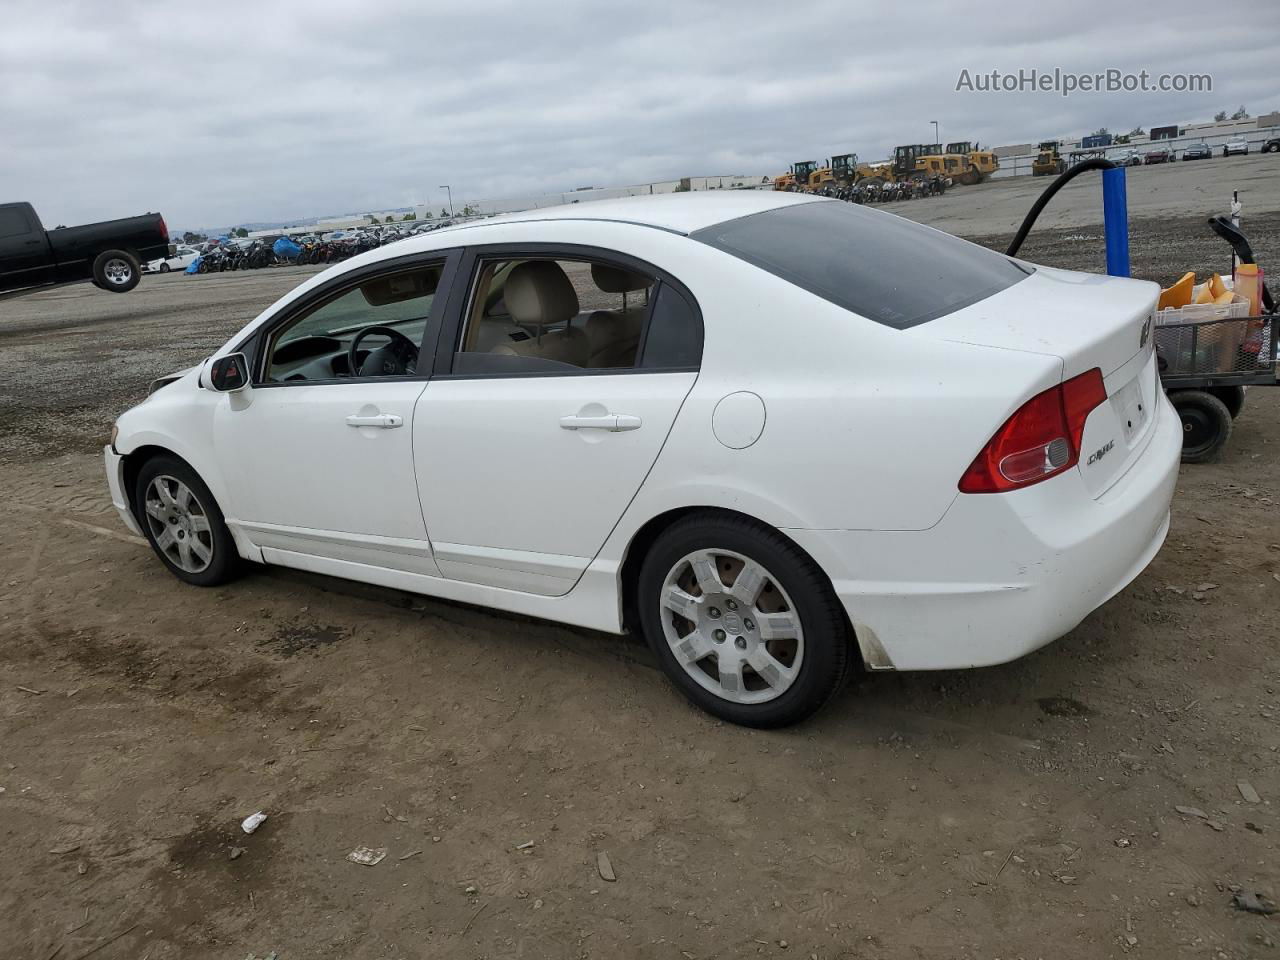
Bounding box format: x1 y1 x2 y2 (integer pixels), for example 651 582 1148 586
692 200 1031 329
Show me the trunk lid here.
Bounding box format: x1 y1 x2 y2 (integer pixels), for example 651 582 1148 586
910 265 1161 498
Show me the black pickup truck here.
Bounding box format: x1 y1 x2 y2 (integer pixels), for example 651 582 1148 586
0 201 173 296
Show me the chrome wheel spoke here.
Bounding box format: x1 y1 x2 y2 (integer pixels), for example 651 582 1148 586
672 630 715 666
663 586 701 621
177 538 195 569
717 654 745 694
729 560 766 606
689 552 723 596
154 526 176 550
188 513 211 534
189 537 212 564
756 611 798 642
144 500 167 522
746 648 795 690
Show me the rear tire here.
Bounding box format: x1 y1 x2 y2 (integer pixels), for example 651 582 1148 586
1208 385 1246 419
1171 390 1233 463
159 263 171 273
133 455 241 587
92 250 140 292
636 512 852 728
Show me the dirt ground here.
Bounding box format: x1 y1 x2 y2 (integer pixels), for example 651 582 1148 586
2 178 1278 960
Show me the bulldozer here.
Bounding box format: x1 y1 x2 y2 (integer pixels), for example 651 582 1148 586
945 141 999 182
808 153 870 193
773 160 820 191
1032 140 1067 177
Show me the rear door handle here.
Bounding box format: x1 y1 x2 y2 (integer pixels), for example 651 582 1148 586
559 413 642 432
346 413 403 428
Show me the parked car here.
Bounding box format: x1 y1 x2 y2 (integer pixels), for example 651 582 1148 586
0 201 171 296
145 246 199 273
1181 143 1212 161
105 192 1180 727
1223 139 1250 157
1118 150 1143 167
1144 148 1171 164
1264 138 1280 153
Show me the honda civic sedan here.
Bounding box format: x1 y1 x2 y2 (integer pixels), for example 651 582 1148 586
105 192 1181 727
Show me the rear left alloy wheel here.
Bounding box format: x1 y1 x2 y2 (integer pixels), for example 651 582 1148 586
134 456 240 586
638 513 851 728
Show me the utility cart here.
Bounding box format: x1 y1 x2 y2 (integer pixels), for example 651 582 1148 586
1156 214 1276 462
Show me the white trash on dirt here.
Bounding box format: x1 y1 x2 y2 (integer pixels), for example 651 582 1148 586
346 846 388 866
241 812 268 834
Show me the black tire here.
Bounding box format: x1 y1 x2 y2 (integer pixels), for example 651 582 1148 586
1208 385 1246 419
133 455 240 587
91 249 141 292
1170 390 1233 463
159 263 171 273
636 512 852 728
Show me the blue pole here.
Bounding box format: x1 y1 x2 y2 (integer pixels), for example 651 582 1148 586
1102 166 1130 277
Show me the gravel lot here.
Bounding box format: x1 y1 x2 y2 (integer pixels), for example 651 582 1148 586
2 164 1277 959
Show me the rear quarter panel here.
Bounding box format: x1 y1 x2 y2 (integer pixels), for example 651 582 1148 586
598 238 1062 545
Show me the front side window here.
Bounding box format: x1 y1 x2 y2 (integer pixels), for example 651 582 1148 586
454 257 656 373
264 263 443 382
692 200 1031 330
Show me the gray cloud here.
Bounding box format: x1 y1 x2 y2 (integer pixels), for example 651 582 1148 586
1 0 1276 229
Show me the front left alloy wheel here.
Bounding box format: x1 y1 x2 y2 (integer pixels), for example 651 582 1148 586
134 455 240 586
637 512 852 727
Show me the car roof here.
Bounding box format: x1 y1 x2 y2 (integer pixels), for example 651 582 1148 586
444 190 824 238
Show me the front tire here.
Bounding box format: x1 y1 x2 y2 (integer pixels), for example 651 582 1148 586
1171 390 1233 463
134 455 240 586
637 513 851 728
159 263 171 273
92 250 141 292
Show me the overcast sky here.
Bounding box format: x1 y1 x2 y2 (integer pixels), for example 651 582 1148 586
2 0 1276 230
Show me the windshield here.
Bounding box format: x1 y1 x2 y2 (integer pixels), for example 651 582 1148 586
692 200 1032 329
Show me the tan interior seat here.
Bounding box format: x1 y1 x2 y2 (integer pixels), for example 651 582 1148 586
489 261 588 366
584 264 651 368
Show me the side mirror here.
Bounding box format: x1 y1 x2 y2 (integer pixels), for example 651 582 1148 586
209 353 250 392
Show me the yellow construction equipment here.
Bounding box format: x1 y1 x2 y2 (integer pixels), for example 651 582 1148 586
772 160 819 191
1032 140 1067 177
945 141 999 182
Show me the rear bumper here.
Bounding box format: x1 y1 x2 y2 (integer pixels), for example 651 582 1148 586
104 445 143 537
788 391 1182 671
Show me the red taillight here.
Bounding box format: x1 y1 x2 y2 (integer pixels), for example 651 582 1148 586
958 368 1107 494
158 215 169 241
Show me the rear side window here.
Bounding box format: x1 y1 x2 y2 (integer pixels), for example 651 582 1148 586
692 200 1031 329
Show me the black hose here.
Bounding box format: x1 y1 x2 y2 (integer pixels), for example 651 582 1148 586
1005 158 1116 257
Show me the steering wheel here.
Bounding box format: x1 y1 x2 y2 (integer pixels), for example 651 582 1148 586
348 325 419 377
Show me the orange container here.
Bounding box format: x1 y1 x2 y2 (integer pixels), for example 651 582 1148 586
1235 264 1264 315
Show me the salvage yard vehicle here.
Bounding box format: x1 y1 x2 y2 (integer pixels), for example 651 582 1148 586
1144 147 1171 164
0 201 172 296
1032 140 1067 176
1181 143 1212 161
145 245 199 273
1223 139 1250 157
105 192 1181 727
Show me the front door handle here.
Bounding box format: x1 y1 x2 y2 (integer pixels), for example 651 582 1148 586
559 413 642 432
346 413 403 428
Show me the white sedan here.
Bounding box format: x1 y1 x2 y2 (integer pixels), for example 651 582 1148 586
144 246 199 273
105 192 1181 727
1223 139 1250 157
